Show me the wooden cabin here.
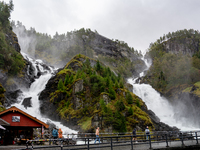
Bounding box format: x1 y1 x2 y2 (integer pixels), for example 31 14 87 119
0 106 49 145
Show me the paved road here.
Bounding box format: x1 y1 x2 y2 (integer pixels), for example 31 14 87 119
0 140 200 150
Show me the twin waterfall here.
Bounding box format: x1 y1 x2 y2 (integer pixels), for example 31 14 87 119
11 52 198 136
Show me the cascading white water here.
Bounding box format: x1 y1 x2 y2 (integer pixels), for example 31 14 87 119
128 55 200 131
11 53 77 137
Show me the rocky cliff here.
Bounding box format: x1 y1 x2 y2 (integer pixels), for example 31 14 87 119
13 26 146 78
39 54 178 133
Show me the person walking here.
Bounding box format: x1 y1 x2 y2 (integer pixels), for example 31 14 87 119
145 126 150 140
94 127 100 144
132 128 138 143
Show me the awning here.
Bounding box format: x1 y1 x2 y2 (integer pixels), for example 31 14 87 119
0 125 5 130
0 118 10 126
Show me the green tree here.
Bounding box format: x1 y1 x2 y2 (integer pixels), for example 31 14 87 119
126 92 133 104
128 107 133 116
108 85 116 100
58 79 64 91
113 111 127 132
64 74 69 86
0 0 13 29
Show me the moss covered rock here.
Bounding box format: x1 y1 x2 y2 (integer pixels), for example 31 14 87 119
39 54 154 133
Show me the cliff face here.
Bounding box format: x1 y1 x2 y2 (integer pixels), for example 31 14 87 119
89 33 146 76
162 37 199 56
59 30 146 78
13 26 146 78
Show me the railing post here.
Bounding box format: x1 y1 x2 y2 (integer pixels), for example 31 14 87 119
31 141 33 150
87 137 90 150
26 140 29 150
165 133 169 147
85 134 86 145
60 140 63 150
149 135 152 149
131 136 133 150
111 137 113 150
195 132 199 144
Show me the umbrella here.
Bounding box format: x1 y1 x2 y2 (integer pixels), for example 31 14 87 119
0 125 5 130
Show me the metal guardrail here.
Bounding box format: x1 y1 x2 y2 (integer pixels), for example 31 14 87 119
16 130 200 150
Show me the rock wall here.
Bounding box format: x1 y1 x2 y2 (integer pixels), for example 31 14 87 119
163 38 199 56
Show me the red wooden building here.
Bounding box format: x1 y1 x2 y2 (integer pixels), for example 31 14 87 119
0 106 49 145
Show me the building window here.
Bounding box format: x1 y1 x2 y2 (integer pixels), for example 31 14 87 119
12 116 20 122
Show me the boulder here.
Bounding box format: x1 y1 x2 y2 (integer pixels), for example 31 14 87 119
147 110 160 124
21 97 32 109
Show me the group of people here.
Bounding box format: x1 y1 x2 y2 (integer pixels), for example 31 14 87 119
132 126 150 143
52 127 63 144
94 126 150 144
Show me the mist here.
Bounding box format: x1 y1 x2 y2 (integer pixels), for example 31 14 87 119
13 24 37 58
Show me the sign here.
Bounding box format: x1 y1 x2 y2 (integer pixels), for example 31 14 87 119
12 116 20 122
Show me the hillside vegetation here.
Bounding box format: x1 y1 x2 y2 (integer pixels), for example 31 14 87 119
0 1 27 107
0 1 25 75
144 29 200 97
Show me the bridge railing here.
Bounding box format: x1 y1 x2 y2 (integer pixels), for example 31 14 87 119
16 130 200 150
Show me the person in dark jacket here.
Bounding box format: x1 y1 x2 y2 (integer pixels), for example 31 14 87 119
132 128 137 143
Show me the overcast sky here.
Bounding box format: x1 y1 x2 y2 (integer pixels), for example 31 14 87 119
3 0 200 53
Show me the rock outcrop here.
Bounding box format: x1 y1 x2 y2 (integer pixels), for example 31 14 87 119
39 54 178 133
22 97 32 109
162 37 199 56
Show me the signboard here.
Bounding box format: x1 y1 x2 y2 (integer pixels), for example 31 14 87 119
12 116 20 122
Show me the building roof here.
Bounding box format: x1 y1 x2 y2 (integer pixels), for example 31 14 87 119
0 106 49 128
0 118 10 126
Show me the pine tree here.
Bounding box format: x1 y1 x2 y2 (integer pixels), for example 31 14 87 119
58 79 64 91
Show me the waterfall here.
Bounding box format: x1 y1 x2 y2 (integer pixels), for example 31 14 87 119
11 52 77 137
128 56 200 131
